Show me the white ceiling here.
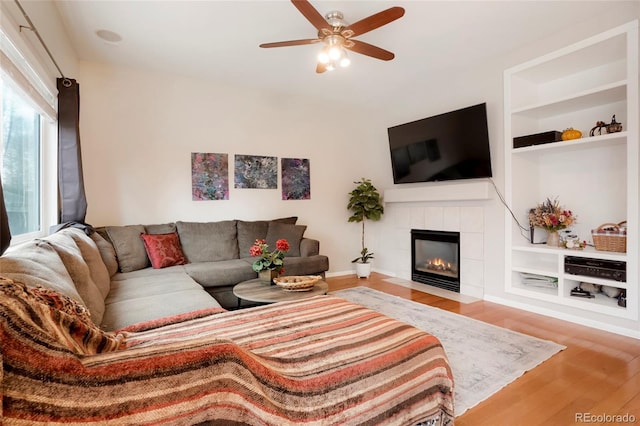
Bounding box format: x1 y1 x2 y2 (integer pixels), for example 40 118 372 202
53 1 620 107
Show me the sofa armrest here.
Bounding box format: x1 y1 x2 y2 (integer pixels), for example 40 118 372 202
299 238 319 257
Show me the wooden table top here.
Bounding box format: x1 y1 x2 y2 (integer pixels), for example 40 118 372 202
233 278 329 304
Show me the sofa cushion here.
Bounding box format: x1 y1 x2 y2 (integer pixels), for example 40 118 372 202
105 272 204 302
101 272 222 331
0 278 123 355
176 220 238 262
43 231 106 324
65 228 111 298
0 239 84 304
90 231 119 277
237 217 298 259
265 222 307 257
141 232 188 269
110 264 186 282
184 259 257 288
106 225 149 272
237 220 269 259
266 255 329 276
145 222 177 234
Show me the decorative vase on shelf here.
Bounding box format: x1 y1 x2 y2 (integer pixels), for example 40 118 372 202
259 269 278 284
546 231 561 247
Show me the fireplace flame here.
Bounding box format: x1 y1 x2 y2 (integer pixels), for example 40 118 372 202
426 258 456 273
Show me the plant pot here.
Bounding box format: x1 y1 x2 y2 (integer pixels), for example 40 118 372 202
355 262 371 278
258 269 278 284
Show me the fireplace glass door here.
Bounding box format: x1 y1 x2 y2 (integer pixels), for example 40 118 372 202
411 229 460 292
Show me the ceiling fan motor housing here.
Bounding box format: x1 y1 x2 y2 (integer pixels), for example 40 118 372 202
325 11 348 29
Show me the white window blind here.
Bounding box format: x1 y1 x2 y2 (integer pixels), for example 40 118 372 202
0 29 56 120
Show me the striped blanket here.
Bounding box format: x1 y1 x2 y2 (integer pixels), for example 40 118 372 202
1 278 454 425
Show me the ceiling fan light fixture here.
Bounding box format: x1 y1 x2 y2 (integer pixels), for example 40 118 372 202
317 49 330 64
339 53 351 68
328 45 342 60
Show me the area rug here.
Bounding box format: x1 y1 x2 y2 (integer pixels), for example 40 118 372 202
332 287 566 416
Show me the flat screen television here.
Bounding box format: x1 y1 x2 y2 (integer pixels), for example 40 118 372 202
387 103 492 184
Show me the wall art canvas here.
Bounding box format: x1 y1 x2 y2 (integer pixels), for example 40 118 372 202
191 152 229 200
281 158 310 200
234 155 277 189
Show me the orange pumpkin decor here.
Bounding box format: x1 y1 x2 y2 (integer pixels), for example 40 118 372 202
562 128 582 141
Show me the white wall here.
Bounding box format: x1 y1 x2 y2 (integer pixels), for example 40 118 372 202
78 62 390 273
77 3 639 286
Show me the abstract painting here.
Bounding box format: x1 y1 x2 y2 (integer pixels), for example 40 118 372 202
281 158 310 200
191 152 229 200
234 155 277 189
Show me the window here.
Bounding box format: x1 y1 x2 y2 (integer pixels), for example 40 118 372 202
0 21 57 243
1 79 41 236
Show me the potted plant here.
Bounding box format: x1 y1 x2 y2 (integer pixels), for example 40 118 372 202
347 178 384 278
249 238 290 284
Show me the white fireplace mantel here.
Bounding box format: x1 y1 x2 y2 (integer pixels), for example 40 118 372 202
383 180 490 203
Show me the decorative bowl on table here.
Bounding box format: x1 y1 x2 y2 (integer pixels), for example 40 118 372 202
273 275 322 292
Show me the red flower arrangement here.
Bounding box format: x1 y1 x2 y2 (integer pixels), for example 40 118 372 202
250 239 290 273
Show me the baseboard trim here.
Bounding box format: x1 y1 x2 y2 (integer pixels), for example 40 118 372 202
325 268 397 278
484 295 640 340
325 270 354 278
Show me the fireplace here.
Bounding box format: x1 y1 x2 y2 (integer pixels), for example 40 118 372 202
411 229 460 292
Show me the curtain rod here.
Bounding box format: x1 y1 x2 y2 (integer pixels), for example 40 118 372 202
14 0 71 87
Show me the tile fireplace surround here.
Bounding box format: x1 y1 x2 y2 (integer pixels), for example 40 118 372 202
378 182 488 299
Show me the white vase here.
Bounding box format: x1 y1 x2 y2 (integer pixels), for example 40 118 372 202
546 231 561 247
355 262 371 278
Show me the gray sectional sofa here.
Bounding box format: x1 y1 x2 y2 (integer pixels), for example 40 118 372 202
98 217 329 327
0 217 329 331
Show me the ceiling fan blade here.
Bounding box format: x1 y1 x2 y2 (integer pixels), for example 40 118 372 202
346 40 395 61
291 0 330 31
342 7 405 38
260 39 321 48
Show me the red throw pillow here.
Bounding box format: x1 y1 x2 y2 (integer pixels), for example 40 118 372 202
140 232 188 269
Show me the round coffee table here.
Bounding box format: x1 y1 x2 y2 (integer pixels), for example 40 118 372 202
233 278 328 308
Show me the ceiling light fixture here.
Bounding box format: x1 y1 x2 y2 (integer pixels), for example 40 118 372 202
316 33 350 72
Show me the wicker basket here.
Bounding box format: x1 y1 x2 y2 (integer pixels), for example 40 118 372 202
273 275 322 292
591 221 627 253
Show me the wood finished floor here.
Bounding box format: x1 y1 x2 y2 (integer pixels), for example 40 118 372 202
325 273 640 426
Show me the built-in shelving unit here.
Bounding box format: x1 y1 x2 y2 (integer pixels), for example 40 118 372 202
503 21 639 330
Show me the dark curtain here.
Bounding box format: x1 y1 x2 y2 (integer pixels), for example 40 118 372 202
57 78 87 224
0 173 11 255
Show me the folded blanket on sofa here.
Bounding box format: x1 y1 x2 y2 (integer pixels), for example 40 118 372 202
1 277 454 425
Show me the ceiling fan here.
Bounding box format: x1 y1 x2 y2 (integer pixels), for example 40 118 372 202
259 0 405 73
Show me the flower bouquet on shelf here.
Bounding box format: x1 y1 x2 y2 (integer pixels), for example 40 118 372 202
250 238 290 283
528 197 576 247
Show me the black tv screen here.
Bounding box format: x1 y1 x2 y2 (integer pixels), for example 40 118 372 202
388 103 492 184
